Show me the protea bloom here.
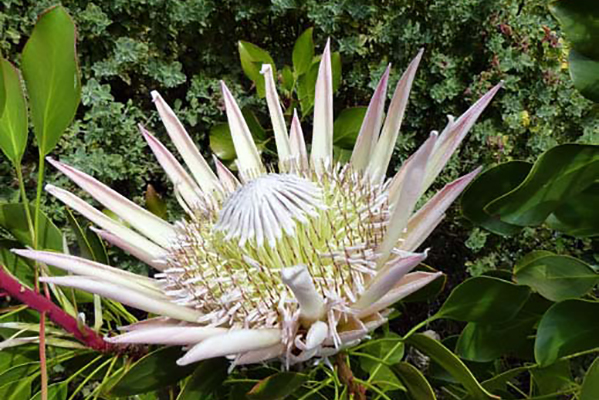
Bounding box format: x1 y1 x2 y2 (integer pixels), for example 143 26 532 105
15 41 500 368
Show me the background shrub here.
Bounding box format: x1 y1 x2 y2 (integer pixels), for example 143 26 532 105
1 0 597 277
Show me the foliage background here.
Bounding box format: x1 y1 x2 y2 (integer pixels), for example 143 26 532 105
0 0 597 279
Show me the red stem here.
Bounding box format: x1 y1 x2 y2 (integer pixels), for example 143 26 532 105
0 266 112 352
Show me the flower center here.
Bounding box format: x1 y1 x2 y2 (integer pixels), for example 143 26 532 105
214 173 324 247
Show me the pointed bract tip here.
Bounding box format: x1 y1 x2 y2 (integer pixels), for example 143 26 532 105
150 90 160 101
260 63 272 74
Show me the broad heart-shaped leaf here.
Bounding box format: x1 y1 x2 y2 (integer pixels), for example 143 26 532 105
0 59 28 165
293 28 314 76
176 358 228 400
391 362 436 400
436 276 530 323
486 144 599 227
0 203 62 251
535 299 599 366
238 40 275 98
333 107 367 150
247 372 309 400
406 334 499 400
21 5 81 156
110 347 196 396
547 182 599 237
550 1 599 102
31 381 68 400
581 357 599 400
514 251 599 302
461 161 531 236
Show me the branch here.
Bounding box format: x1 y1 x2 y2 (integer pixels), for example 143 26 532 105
0 266 112 352
336 352 366 400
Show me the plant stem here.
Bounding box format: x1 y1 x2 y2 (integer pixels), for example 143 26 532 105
335 353 366 400
0 266 112 352
15 164 35 249
33 152 49 400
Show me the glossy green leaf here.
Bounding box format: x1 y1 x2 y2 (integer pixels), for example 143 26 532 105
0 377 32 400
0 239 35 285
456 316 536 362
0 362 39 387
391 362 436 400
0 59 28 165
145 184 167 219
247 372 309 400
331 51 342 93
530 361 573 397
110 347 196 396
293 28 314 76
461 161 531 236
535 299 599 366
550 1 599 102
581 357 599 400
0 55 5 118
280 65 294 93
21 5 81 156
481 366 531 393
547 182 599 237
31 381 68 400
437 276 530 323
210 123 235 161
486 144 599 227
238 41 275 98
0 203 62 251
333 107 367 150
514 252 599 302
65 209 108 264
359 332 405 385
406 334 499 400
177 358 228 400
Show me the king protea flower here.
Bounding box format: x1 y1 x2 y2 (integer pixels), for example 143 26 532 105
15 41 500 368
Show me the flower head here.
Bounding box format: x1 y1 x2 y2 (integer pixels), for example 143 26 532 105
16 41 501 368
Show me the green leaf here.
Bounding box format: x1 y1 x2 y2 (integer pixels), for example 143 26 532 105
238 41 275 98
0 203 62 251
0 59 28 165
485 144 599 228
0 55 5 118
547 182 599 237
110 347 196 396
0 362 39 387
65 209 108 264
247 372 309 400
535 299 599 366
21 5 81 156
145 184 167 220
176 358 228 400
550 1 599 102
331 51 342 93
530 361 573 397
293 28 314 76
280 65 294 93
0 377 32 400
461 161 531 236
391 362 436 400
333 107 367 150
297 61 319 114
210 123 235 161
359 332 405 391
456 316 537 362
0 239 35 285
514 252 599 302
437 276 530 323
31 382 68 400
581 357 599 400
406 334 499 400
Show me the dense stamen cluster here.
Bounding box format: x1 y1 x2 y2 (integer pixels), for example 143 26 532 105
161 166 391 335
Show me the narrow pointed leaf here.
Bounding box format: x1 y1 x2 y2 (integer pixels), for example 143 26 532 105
41 276 202 322
368 50 423 179
311 40 334 173
21 6 80 155
220 81 264 176
0 60 27 165
351 65 390 170
152 91 221 194
47 158 175 248
261 64 291 160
